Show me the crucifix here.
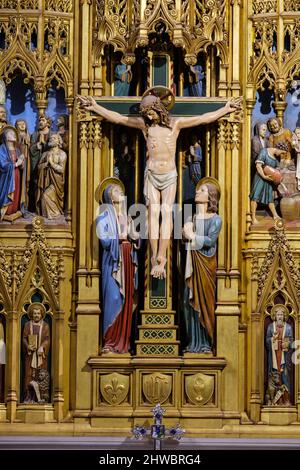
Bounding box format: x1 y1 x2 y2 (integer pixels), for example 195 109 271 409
132 403 185 450
78 49 242 355
78 91 241 280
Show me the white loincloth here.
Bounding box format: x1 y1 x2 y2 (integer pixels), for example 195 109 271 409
144 167 177 205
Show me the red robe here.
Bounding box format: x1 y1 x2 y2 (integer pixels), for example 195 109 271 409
6 149 21 216
103 241 135 353
22 320 50 401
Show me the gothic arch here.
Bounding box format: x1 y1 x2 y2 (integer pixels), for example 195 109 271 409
43 54 72 97
144 0 178 30
249 54 278 89
0 48 39 87
190 37 228 66
15 246 60 313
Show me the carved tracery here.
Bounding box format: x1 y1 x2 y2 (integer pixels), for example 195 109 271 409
93 0 229 65
0 2 74 98
249 1 300 99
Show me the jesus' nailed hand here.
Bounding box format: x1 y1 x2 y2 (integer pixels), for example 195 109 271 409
78 92 243 279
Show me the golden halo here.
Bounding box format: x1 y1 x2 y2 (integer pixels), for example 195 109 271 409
141 86 175 111
196 177 221 197
270 304 289 321
27 302 46 320
98 177 125 203
0 124 19 142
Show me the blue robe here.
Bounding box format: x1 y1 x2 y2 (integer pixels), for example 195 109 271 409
0 140 16 217
190 65 205 96
114 64 131 96
189 146 202 185
96 201 123 335
96 188 138 339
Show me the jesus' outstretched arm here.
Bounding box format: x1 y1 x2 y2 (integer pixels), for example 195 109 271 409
174 97 243 131
78 95 145 130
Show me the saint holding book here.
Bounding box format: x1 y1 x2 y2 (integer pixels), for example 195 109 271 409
22 303 50 403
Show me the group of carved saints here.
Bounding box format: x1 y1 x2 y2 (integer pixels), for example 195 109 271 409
0 102 68 222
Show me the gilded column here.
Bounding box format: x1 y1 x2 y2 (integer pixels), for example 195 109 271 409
214 0 241 415
231 0 241 96
75 119 100 418
80 0 92 95
53 310 65 421
248 251 261 421
250 313 262 422
91 121 102 273
75 0 100 419
66 99 74 222
34 0 47 116
273 0 286 119
245 99 255 231
6 310 18 422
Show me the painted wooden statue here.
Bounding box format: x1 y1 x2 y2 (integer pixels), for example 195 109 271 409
36 133 67 219
265 305 293 406
187 64 205 97
15 119 31 212
96 178 139 354
182 177 222 353
293 127 300 190
187 135 203 186
267 118 293 165
22 303 51 403
250 144 288 224
29 115 52 212
114 131 135 207
114 62 132 96
56 114 69 153
251 122 268 182
0 104 7 131
0 125 25 221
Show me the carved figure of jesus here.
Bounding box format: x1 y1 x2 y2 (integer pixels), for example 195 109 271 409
78 90 242 279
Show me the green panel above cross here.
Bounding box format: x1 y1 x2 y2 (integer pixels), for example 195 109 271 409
95 97 227 117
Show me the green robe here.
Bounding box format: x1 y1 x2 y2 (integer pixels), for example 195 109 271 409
250 148 279 204
183 214 222 353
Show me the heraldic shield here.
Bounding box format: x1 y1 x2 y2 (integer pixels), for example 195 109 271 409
100 372 129 405
142 372 172 404
185 373 214 406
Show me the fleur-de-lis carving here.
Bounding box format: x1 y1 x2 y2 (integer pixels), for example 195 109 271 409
104 377 125 403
